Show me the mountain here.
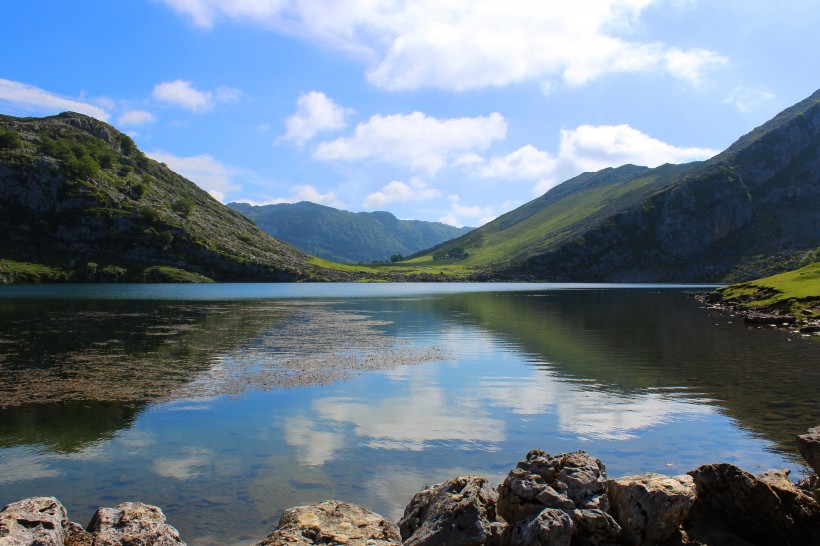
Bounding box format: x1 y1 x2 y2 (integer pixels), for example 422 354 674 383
228 201 473 263
419 89 820 282
0 112 327 282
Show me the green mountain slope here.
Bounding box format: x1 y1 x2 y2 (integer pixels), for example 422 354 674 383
421 89 820 282
0 112 324 282
228 201 473 263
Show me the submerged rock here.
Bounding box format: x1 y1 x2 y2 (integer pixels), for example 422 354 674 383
256 500 401 545
797 425 820 475
607 473 696 546
687 463 820 546
399 476 504 546
0 496 68 546
87 502 186 546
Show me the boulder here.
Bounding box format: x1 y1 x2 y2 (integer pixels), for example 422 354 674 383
688 463 820 546
505 508 573 546
64 521 94 546
0 496 68 546
607 473 696 546
399 476 504 546
497 450 608 524
567 508 621 545
87 502 185 546
256 500 401 545
797 425 820 475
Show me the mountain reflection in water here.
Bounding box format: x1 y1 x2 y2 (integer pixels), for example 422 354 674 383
0 284 817 545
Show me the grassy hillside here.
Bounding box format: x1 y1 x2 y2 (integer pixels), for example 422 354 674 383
719 260 820 311
407 89 820 283
0 112 329 282
229 201 472 263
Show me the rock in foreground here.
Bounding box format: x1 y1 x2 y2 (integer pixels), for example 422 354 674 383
0 497 68 546
87 502 185 546
256 500 400 545
797 426 820 475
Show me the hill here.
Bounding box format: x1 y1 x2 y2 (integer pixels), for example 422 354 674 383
0 112 328 282
228 201 472 263
415 89 820 282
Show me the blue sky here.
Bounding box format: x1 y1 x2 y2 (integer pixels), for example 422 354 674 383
1 1 817 227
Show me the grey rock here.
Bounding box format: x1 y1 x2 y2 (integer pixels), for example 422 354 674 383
399 476 503 546
497 450 608 523
87 502 185 546
568 508 621 545
505 508 573 546
688 463 820 546
256 500 401 545
0 496 68 546
797 425 820 475
607 473 695 546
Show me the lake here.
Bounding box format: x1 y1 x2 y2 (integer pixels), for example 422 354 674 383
0 283 818 545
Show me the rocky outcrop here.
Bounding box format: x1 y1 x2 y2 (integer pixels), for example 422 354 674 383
607 473 695 545
255 500 401 546
0 497 68 546
687 463 820 546
797 426 820 475
87 502 185 546
505 508 573 546
399 476 504 546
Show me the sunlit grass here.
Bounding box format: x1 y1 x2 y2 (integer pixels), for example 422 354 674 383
720 262 820 309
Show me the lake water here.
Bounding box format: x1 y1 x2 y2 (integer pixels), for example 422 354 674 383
0 283 817 545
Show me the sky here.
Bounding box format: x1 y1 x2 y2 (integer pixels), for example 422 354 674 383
1 1 818 227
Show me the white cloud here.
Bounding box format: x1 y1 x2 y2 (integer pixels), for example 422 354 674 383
0 78 110 121
158 0 726 91
146 150 241 201
439 195 495 228
281 91 351 145
725 85 775 113
473 145 557 179
256 184 344 208
117 109 156 126
315 112 506 175
151 80 241 112
364 178 440 208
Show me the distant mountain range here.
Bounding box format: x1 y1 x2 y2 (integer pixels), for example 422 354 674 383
0 112 329 282
1 88 818 283
418 89 820 282
228 201 473 263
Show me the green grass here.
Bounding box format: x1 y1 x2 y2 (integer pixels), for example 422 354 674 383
719 262 820 311
0 259 72 283
309 256 474 280
139 266 214 283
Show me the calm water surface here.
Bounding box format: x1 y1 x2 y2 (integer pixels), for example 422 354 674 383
0 283 817 545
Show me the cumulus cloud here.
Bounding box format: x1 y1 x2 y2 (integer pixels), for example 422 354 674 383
281 91 351 145
314 112 506 175
472 145 557 179
725 85 775 113
254 184 344 208
364 178 440 208
158 0 726 91
152 79 242 112
117 109 156 126
0 78 110 121
439 195 495 228
147 150 241 201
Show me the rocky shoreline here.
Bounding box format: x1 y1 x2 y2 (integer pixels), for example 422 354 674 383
695 291 820 335
3 427 819 546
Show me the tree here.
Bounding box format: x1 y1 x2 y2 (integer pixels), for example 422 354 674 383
390 254 404 262
0 129 22 150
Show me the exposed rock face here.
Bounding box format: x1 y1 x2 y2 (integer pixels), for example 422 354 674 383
797 426 820 475
256 500 401 546
399 476 503 546
0 496 68 546
688 463 820 546
497 450 620 545
506 508 573 546
87 502 186 546
607 473 696 546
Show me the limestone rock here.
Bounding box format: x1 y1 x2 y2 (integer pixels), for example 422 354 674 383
505 508 573 546
87 502 185 546
497 450 608 523
688 463 820 546
256 500 401 545
399 476 503 546
607 473 696 546
64 521 94 546
797 425 820 475
0 496 68 546
568 508 621 545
